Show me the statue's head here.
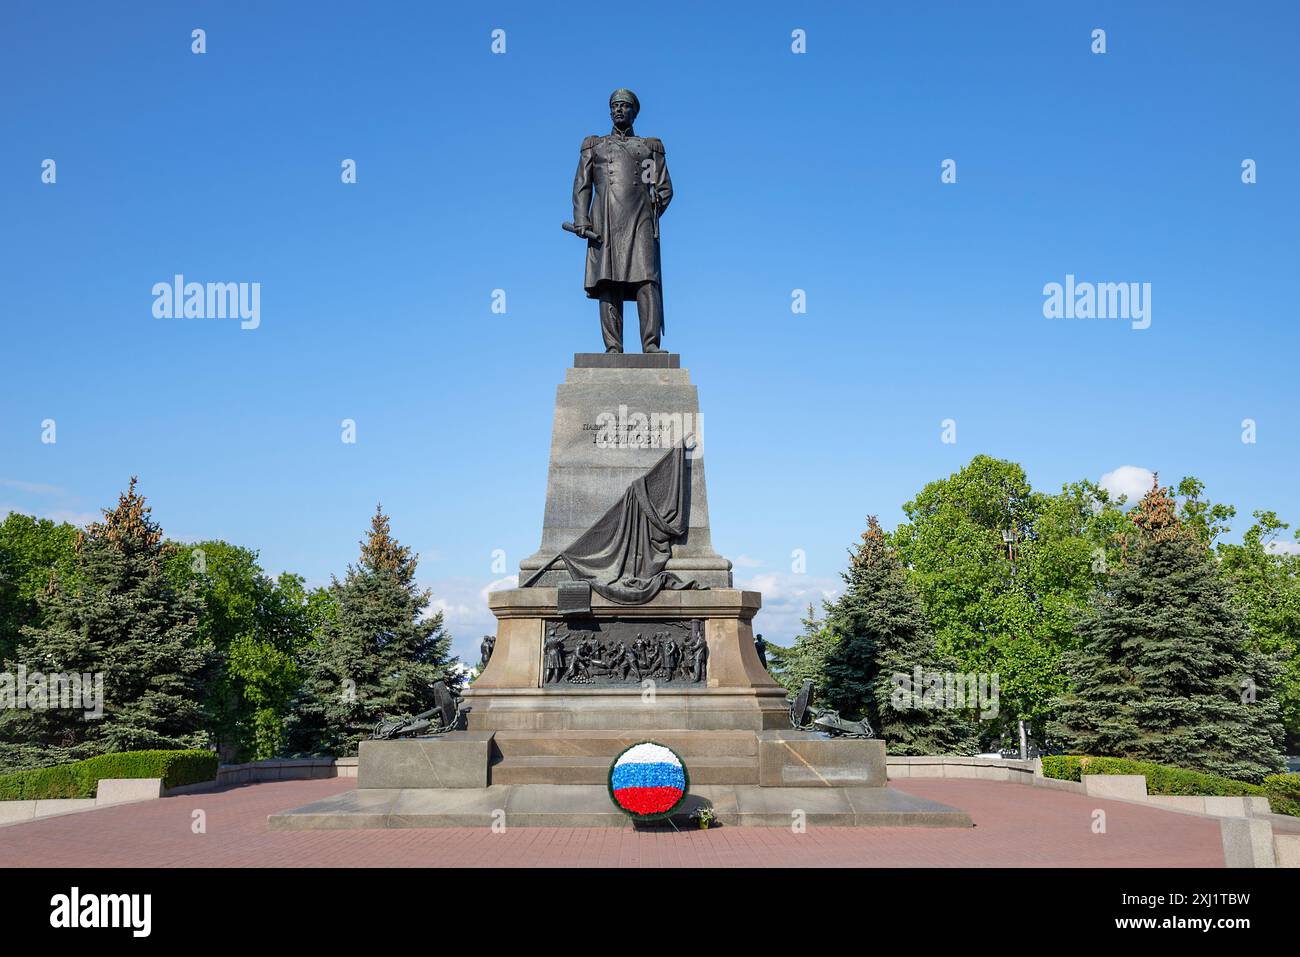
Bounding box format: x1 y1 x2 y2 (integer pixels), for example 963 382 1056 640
609 88 639 130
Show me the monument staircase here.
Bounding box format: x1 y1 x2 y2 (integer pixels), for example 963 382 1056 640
487 730 760 785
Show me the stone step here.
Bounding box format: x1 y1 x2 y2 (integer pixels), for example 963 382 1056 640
490 729 758 759
267 784 975 830
489 754 758 786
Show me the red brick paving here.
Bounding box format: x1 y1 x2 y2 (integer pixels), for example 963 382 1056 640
0 777 1224 867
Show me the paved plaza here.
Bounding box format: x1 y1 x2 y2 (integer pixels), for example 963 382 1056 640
0 777 1225 867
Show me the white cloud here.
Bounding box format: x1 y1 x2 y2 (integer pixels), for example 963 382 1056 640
44 509 100 528
1265 540 1300 556
2 504 97 528
0 480 97 528
1099 465 1155 505
736 571 840 646
0 479 67 496
481 574 518 601
423 575 518 664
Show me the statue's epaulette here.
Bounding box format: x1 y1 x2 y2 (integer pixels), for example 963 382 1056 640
645 137 664 153
581 134 599 150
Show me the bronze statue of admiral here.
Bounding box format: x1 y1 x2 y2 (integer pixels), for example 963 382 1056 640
564 89 673 354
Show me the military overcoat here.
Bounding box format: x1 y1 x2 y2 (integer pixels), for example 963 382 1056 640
571 129 673 299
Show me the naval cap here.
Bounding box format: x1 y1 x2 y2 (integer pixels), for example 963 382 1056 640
609 88 640 111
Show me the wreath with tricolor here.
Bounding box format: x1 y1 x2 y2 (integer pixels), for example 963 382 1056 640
607 741 690 821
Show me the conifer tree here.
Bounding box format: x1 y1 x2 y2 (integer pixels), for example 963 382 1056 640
0 479 210 772
1050 478 1285 782
822 517 978 755
288 505 458 756
766 604 837 695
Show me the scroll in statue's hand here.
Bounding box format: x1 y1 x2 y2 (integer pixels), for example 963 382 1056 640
562 221 602 244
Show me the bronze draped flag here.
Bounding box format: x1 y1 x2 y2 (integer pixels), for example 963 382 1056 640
522 441 701 604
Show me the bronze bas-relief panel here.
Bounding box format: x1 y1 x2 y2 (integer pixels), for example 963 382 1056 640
541 617 707 687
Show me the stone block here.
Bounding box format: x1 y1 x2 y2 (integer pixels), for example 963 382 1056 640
1220 817 1276 867
358 734 494 789
573 352 680 369
756 732 885 788
732 784 855 825
95 778 163 806
1033 775 1085 793
388 786 514 827
466 687 789 732
267 787 399 831
490 753 757 786
492 728 757 758
1147 795 1205 813
1274 834 1300 868
1202 796 1255 818
500 784 627 827
1 799 100 826
1082 774 1147 800
908 762 945 778
35 798 96 818
0 802 36 826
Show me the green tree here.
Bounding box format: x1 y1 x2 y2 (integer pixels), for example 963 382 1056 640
821 517 977 755
287 505 458 756
0 479 211 773
1176 476 1236 548
0 513 78 661
891 456 1126 748
766 604 837 695
1050 479 1286 782
1218 510 1300 751
164 541 318 761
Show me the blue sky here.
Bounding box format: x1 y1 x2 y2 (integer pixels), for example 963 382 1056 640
2 1 1297 660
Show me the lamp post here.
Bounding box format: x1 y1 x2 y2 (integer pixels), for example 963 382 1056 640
1002 522 1028 760
1001 526 1019 571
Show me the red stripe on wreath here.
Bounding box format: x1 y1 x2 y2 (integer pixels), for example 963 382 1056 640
612 786 684 815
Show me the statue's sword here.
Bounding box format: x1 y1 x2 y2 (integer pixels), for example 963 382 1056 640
650 182 663 337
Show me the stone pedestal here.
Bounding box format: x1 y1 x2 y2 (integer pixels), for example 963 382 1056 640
357 735 494 789
518 353 732 589
270 352 973 829
471 585 776 696
466 586 786 734
757 732 887 787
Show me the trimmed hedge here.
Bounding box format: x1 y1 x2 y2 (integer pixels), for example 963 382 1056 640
0 750 217 800
1041 755 1299 817
1262 773 1300 817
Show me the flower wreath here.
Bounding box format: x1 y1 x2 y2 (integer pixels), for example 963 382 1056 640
607 741 690 821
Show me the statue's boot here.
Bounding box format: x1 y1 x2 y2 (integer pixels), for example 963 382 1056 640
599 288 625 353
636 281 665 353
